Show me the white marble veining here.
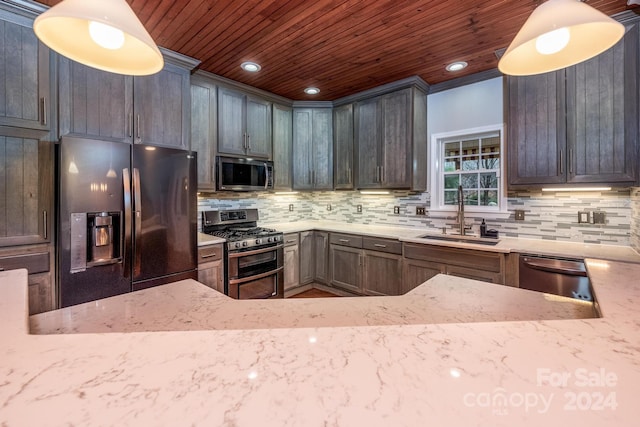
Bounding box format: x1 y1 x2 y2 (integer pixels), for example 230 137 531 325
269 220 640 262
2 261 640 426
30 275 596 334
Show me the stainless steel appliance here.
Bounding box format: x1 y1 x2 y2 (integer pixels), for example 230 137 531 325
519 254 593 301
216 156 273 191
58 136 197 307
201 209 284 299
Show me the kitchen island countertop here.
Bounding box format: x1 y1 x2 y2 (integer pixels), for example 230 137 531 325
2 258 640 426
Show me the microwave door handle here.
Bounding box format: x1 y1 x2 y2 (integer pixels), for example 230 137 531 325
123 168 131 277
133 168 142 277
264 163 269 189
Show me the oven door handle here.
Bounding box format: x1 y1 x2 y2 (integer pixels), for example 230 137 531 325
227 244 284 259
228 266 284 285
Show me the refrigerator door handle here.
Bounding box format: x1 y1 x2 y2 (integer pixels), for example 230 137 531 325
123 168 132 277
133 168 142 276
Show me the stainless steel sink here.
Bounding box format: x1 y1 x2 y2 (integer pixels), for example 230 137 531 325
419 234 501 246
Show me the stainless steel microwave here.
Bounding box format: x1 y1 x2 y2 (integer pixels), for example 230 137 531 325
216 156 274 191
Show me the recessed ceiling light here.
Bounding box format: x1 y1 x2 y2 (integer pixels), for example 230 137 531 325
241 61 261 72
304 87 320 95
446 61 468 72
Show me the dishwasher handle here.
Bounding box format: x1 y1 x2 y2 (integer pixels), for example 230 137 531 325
521 257 587 277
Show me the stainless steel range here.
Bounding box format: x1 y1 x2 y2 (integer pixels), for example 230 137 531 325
201 209 284 299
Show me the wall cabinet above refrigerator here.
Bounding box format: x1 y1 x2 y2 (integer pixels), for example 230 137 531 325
58 50 199 150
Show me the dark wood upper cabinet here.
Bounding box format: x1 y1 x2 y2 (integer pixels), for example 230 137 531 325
190 76 217 190
355 86 427 190
508 22 639 188
333 104 354 190
0 15 51 131
59 55 196 150
292 108 333 190
272 103 293 190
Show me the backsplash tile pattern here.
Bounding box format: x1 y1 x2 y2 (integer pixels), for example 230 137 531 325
631 187 640 252
199 188 633 246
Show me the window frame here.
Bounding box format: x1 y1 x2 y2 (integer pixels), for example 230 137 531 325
429 124 507 214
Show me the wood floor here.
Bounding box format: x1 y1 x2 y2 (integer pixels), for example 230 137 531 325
288 288 341 298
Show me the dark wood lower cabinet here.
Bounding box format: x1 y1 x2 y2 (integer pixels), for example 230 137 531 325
362 250 402 296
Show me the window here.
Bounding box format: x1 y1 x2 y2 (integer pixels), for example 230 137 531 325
430 125 505 212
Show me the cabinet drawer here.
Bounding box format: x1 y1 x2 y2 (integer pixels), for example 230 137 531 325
0 252 49 274
330 233 363 248
284 233 299 246
362 237 401 255
198 244 223 263
403 243 502 273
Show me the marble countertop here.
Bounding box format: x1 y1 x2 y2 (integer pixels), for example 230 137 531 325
2 258 640 426
197 232 225 246
29 275 596 334
266 220 640 263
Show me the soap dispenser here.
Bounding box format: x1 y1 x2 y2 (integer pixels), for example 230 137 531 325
480 218 487 237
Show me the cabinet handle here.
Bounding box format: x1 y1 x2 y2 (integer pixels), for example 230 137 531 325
374 243 387 248
136 114 141 141
569 148 573 174
41 97 47 126
339 239 350 243
43 210 48 240
286 240 296 244
200 253 217 259
247 134 251 151
348 167 352 184
559 149 564 175
381 166 385 183
128 113 133 137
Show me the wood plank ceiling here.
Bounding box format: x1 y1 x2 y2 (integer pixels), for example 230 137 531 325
37 0 638 100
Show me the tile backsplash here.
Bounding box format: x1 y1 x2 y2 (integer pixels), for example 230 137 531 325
199 188 634 246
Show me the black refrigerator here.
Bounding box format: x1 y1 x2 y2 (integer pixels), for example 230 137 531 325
57 136 197 307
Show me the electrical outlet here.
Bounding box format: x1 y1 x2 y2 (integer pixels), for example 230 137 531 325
592 211 606 224
416 207 426 215
578 211 590 224
356 205 362 213
327 204 332 211
288 204 294 212
514 209 525 221
393 206 400 214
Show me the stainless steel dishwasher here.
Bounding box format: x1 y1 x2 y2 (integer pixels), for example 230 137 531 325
519 254 593 301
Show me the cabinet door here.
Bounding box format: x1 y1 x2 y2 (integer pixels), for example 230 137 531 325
273 104 293 190
333 104 354 189
218 87 247 156
0 17 50 130
381 89 412 188
293 109 314 190
401 258 444 295
355 97 381 188
330 244 361 293
134 64 190 149
28 271 53 314
299 231 315 284
0 131 52 246
58 57 133 143
314 231 329 284
191 78 217 190
198 261 224 293
362 250 401 296
284 243 300 291
565 23 638 185
507 71 566 186
312 109 333 190
246 96 272 159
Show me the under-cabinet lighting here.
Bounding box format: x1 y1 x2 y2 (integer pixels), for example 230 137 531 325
144 146 156 151
541 187 612 192
359 190 390 195
274 191 299 195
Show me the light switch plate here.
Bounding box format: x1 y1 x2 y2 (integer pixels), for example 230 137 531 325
592 211 606 224
514 209 525 221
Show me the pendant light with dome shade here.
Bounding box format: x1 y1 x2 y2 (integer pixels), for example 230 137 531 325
33 0 164 76
498 0 625 76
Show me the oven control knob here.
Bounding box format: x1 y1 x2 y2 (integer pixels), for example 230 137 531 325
256 238 262 245
242 241 248 247
274 235 280 242
267 237 273 243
